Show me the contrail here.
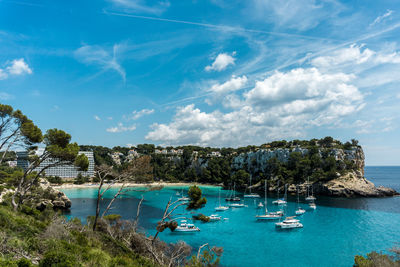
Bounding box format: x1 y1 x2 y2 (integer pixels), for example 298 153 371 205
103 10 337 42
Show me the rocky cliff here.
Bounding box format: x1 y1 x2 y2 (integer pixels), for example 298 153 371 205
232 146 397 197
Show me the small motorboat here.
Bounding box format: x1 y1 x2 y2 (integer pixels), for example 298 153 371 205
272 199 287 205
174 220 200 232
295 208 306 215
244 193 261 198
275 217 303 229
228 203 246 208
257 202 264 208
309 202 317 210
208 214 221 221
215 206 229 211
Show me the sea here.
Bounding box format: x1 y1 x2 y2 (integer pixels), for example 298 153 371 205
61 166 400 267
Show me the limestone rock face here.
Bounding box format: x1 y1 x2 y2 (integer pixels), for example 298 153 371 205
233 146 397 198
37 178 72 210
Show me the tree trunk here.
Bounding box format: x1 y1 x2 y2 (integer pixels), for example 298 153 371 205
93 187 102 231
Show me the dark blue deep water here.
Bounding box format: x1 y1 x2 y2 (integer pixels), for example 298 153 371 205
62 166 400 267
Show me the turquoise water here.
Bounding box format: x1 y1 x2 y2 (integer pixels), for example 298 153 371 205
62 167 400 267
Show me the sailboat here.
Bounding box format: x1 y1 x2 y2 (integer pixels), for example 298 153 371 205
215 188 229 211
256 180 284 220
295 186 306 215
225 182 241 202
272 182 287 205
305 178 316 201
244 175 260 198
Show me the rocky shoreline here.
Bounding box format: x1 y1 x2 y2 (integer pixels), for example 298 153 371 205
251 171 399 198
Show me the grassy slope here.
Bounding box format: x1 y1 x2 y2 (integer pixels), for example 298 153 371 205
0 204 156 267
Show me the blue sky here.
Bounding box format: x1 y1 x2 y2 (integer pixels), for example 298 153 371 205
1 0 399 165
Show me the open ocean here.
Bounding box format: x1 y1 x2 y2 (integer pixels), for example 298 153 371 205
61 166 400 267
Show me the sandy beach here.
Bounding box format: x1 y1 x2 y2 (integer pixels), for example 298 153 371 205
53 182 220 189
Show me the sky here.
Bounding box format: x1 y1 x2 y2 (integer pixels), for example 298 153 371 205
0 0 399 165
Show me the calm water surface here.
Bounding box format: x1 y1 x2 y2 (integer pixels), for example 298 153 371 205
62 166 400 267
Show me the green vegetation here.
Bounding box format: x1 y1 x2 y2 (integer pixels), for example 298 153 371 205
0 203 155 266
81 136 361 191
354 249 400 267
187 185 207 210
192 213 210 222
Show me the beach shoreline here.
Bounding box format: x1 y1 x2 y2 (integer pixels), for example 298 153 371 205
53 182 221 190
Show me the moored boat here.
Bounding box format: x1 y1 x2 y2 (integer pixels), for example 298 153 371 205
174 220 200 232
275 216 303 229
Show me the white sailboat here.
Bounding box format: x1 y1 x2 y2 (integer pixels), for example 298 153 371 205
244 175 260 198
272 182 287 205
215 188 229 211
295 186 306 215
256 180 284 220
225 182 241 202
305 178 316 201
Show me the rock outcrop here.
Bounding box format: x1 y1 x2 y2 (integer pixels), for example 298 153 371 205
36 179 72 210
316 172 398 197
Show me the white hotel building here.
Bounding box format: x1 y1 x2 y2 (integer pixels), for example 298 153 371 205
16 149 95 178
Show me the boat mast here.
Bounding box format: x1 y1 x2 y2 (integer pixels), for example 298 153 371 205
264 180 267 213
218 188 221 206
249 174 252 194
277 180 280 199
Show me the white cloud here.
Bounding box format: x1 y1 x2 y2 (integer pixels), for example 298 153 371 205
0 58 32 80
371 9 393 26
126 108 155 120
6 59 32 75
109 0 170 15
74 44 126 82
205 52 236 72
107 116 113 120
397 93 400 99
106 123 136 133
312 44 400 69
94 115 101 121
208 75 247 94
147 67 364 146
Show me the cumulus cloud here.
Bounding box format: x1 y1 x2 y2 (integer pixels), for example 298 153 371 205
94 115 101 121
146 67 364 146
208 75 247 94
74 44 126 82
127 108 154 120
7 59 32 75
370 9 393 26
107 123 136 133
0 58 32 80
205 75 248 107
205 52 236 72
